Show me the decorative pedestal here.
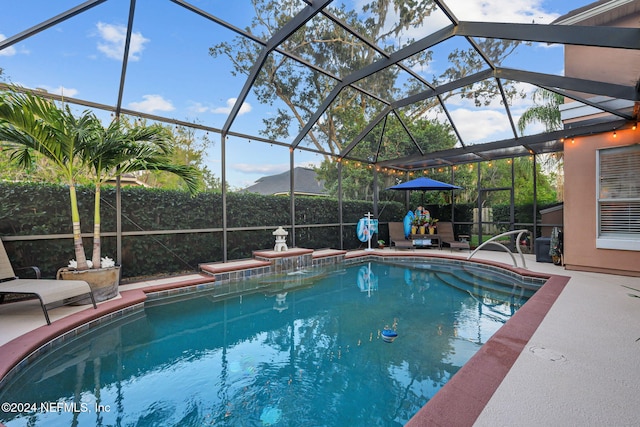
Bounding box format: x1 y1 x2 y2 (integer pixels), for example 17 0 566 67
253 248 314 274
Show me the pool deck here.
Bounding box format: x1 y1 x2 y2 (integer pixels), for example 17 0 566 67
1 248 639 426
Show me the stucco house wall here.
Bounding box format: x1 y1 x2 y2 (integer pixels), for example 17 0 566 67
563 128 640 276
565 13 640 92
558 1 640 276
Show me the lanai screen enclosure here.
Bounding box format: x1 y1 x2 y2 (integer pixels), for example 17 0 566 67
0 0 638 265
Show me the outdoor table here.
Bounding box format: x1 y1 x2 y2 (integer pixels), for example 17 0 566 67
410 234 441 249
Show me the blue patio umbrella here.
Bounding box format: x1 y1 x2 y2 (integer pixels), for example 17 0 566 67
386 176 461 191
387 176 462 206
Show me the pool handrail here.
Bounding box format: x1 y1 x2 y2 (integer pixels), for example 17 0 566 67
467 229 530 269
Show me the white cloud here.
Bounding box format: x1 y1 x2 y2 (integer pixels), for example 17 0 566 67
128 94 174 113
212 98 252 115
449 108 511 142
410 60 436 76
188 102 210 114
42 85 79 98
0 34 17 56
95 22 148 61
439 0 560 24
512 113 545 135
8 82 79 98
539 42 563 50
187 98 253 116
361 0 562 49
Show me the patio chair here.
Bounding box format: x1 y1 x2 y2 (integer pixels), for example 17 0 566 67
437 222 470 251
389 222 415 250
0 239 97 325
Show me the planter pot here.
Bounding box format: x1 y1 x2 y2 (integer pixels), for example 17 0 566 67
418 226 426 234
58 266 121 305
429 227 435 235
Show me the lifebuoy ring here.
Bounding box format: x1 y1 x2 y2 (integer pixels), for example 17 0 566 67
356 218 369 242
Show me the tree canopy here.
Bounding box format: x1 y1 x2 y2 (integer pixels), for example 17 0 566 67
210 0 527 198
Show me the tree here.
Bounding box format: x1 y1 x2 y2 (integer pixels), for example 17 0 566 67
84 119 201 268
210 0 524 199
479 157 557 205
137 123 223 192
210 0 523 158
517 88 564 200
0 116 220 191
318 116 459 199
0 88 201 270
0 91 97 268
517 89 563 134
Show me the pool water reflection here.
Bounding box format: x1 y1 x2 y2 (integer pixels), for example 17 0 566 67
0 260 543 426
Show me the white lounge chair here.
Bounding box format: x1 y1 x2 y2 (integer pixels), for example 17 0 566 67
0 239 96 325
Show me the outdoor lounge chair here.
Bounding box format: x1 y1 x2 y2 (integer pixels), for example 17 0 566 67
437 222 470 251
389 222 415 250
0 239 96 325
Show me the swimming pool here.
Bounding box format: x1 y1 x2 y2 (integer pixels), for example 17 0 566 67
0 259 544 426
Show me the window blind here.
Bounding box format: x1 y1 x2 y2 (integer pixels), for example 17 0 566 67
598 145 640 239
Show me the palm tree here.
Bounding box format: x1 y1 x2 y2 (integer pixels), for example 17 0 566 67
0 87 201 270
517 88 565 195
0 90 96 269
84 119 200 268
517 88 564 134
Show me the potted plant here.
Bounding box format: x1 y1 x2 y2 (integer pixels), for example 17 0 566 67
0 88 200 302
59 117 201 302
428 218 439 235
412 215 427 235
377 239 385 249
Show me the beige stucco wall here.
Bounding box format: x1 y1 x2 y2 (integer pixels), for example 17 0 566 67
564 12 640 98
563 128 640 276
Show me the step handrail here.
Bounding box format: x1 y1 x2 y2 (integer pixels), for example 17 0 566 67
467 229 530 269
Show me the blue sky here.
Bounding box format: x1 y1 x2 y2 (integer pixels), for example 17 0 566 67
0 0 591 189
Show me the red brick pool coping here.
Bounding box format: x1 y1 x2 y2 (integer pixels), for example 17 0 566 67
0 251 568 426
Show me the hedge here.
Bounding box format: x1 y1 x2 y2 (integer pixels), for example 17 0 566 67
0 182 405 278
1 182 557 279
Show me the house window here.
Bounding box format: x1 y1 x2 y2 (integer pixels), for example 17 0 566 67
596 144 640 251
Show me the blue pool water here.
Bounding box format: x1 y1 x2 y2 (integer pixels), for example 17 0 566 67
0 259 543 426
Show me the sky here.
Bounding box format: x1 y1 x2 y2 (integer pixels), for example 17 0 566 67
0 0 592 189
